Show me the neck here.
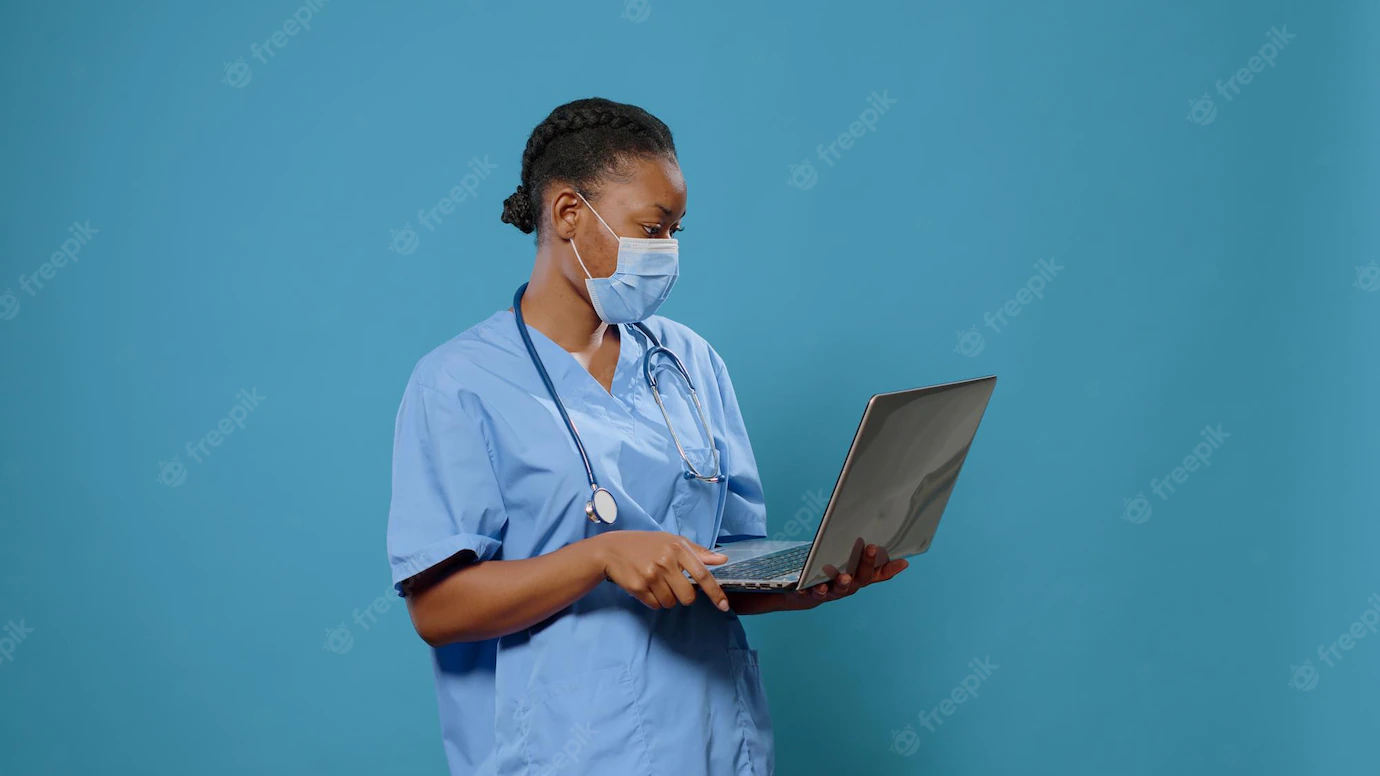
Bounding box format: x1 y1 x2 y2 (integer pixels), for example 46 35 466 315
519 248 612 353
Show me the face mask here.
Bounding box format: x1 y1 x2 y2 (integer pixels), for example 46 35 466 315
570 192 679 324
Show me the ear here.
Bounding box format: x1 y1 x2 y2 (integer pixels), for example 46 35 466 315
548 186 582 242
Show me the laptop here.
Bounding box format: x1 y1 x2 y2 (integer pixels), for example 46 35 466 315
704 375 996 592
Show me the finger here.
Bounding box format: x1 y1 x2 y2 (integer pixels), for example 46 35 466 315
853 545 880 587
646 577 678 609
812 583 828 599
679 548 731 612
664 565 699 607
622 580 661 610
831 573 854 597
682 539 728 566
875 559 909 582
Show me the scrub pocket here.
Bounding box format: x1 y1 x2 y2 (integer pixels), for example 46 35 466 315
728 647 775 776
511 664 654 776
670 447 721 543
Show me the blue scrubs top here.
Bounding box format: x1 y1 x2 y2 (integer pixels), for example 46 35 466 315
387 309 775 776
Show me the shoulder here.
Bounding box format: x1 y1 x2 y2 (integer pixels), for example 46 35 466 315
407 310 518 393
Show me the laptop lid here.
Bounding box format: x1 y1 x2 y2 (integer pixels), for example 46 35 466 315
796 376 996 589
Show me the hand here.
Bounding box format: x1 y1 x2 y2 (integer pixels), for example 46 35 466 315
787 543 908 611
592 531 731 612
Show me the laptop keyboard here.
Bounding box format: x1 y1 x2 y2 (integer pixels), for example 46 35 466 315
712 545 810 581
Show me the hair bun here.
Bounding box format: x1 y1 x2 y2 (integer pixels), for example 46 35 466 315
500 185 535 234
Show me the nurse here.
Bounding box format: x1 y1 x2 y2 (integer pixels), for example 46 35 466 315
387 97 908 776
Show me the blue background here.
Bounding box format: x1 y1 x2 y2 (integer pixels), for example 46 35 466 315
2 0 1377 773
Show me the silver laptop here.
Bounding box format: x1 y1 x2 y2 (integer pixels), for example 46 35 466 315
705 376 996 592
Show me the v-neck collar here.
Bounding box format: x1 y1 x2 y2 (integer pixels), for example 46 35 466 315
496 309 643 419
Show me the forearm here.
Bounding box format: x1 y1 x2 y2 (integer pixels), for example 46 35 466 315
407 537 608 646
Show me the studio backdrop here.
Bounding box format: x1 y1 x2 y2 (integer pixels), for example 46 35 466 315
2 0 1377 774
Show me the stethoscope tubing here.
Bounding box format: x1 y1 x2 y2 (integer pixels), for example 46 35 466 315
512 283 723 525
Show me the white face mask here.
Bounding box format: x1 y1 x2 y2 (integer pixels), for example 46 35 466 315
570 192 680 324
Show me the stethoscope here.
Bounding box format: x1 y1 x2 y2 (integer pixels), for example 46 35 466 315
513 283 722 525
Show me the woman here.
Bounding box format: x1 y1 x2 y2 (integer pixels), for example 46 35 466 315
387 97 908 776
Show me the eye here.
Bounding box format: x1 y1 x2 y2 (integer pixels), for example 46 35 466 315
669 223 684 236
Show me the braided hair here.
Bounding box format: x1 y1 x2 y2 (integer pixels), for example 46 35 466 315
501 98 677 236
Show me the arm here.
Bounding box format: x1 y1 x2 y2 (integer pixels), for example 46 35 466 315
405 539 606 646
405 531 733 647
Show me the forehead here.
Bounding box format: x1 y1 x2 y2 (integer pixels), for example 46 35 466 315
602 155 686 212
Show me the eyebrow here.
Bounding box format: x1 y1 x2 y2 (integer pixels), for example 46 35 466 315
651 203 685 219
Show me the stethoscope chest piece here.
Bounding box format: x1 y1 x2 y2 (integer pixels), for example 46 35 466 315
586 486 618 525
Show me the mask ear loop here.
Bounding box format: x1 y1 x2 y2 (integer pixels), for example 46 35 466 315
569 190 619 282
575 190 620 239
569 237 595 281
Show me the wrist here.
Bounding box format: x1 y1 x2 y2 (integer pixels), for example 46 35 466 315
578 533 613 583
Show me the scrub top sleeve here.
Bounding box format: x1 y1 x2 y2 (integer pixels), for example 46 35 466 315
387 379 509 595
709 350 768 542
